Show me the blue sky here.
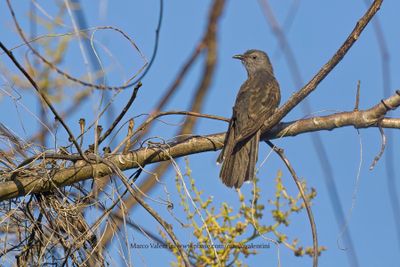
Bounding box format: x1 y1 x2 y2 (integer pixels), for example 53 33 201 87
1 1 400 266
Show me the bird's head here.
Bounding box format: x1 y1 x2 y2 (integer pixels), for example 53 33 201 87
233 49 273 76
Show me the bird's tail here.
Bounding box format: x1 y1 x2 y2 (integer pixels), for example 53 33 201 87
219 131 260 188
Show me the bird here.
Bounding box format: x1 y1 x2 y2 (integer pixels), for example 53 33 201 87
217 49 281 188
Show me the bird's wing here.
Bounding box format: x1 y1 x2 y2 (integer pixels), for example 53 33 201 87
234 74 280 144
217 116 235 163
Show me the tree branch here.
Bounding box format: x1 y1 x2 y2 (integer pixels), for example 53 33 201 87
1 89 399 202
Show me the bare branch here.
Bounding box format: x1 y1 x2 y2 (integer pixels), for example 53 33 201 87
95 82 142 147
266 141 318 267
0 41 87 161
1 89 400 201
369 123 386 170
354 81 361 111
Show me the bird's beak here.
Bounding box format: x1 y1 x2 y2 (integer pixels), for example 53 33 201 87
233 54 244 60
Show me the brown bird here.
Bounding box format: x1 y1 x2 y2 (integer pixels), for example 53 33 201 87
217 49 281 188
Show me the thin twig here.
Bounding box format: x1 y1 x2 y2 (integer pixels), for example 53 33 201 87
266 141 318 267
96 82 142 147
111 111 226 153
369 123 386 170
354 80 361 111
0 41 87 162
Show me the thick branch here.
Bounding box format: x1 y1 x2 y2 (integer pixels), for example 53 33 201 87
264 89 400 139
1 90 399 202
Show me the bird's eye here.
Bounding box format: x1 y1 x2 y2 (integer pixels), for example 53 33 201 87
252 55 257 59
